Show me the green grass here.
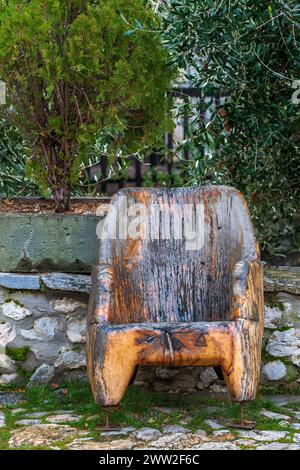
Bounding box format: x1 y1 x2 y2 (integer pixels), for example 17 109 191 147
1 382 300 450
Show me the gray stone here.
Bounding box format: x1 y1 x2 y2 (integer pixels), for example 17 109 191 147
153 406 178 415
68 438 135 451
191 442 239 450
293 433 300 443
34 317 59 340
8 424 89 448
23 412 49 418
46 414 81 423
101 427 135 438
291 355 300 367
28 364 55 387
262 361 287 381
270 395 300 406
264 306 282 329
52 410 75 415
204 419 224 430
0 274 40 291
0 353 16 374
41 274 91 293
1 301 32 321
197 367 218 388
279 293 300 326
162 424 190 434
0 411 5 428
179 416 193 425
256 443 300 450
194 429 207 438
132 428 162 442
52 298 88 314
213 429 232 437
0 373 19 384
0 392 23 405
15 419 42 426
290 423 300 430
66 318 86 343
208 383 228 393
292 411 300 419
238 430 289 441
260 410 291 420
54 348 86 369
11 408 27 415
264 267 300 295
155 368 178 380
146 432 189 449
267 328 300 357
21 317 59 342
235 439 257 448
0 322 16 347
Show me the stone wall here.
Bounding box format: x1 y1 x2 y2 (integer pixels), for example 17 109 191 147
0 273 90 386
0 267 299 392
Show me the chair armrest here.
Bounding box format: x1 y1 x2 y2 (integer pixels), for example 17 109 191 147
232 259 264 322
88 264 114 324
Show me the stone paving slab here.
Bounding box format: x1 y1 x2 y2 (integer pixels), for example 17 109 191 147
0 392 24 406
2 392 300 450
8 424 89 448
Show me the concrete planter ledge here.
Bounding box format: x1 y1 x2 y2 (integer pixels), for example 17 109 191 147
0 208 106 273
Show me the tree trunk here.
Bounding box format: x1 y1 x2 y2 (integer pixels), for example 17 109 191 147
44 145 72 213
53 184 71 213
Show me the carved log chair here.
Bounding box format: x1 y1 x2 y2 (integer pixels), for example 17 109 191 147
87 186 264 426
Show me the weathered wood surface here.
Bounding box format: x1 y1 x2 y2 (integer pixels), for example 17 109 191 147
87 186 264 406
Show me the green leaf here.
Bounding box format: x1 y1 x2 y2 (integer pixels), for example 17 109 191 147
123 29 137 37
134 19 143 30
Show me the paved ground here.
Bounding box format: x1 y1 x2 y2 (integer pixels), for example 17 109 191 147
1 385 300 450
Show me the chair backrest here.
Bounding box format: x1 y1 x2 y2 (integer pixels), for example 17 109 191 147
99 186 258 324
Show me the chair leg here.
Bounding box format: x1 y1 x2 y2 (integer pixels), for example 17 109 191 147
89 328 138 407
222 320 262 403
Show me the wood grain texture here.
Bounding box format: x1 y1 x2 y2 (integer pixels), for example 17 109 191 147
87 186 264 406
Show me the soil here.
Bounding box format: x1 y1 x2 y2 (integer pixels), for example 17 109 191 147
0 197 110 215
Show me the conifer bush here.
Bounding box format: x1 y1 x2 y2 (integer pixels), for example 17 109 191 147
0 0 175 211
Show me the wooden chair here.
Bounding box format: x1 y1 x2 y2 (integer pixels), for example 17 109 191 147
87 186 264 427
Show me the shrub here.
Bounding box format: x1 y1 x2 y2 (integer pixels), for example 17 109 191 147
0 0 175 211
159 0 300 259
0 119 38 197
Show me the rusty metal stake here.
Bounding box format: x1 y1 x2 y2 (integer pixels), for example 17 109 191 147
240 402 245 426
97 406 121 432
227 402 256 430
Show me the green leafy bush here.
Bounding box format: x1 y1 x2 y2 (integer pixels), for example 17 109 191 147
160 0 300 260
0 119 39 197
0 0 175 211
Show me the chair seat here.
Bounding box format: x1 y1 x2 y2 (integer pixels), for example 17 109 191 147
95 320 234 368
